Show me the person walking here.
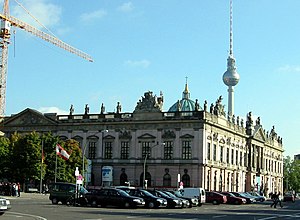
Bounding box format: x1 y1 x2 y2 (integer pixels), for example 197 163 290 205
270 192 277 208
275 192 283 208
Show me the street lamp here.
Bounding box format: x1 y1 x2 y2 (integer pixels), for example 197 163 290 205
82 130 108 186
143 142 165 189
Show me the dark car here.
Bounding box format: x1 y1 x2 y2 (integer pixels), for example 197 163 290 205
283 193 295 202
147 190 182 208
119 188 168 208
48 182 88 206
220 192 246 205
205 191 227 205
85 188 145 208
246 191 266 202
231 192 256 204
163 191 190 208
168 190 199 207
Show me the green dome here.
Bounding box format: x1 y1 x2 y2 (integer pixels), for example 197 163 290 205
168 81 202 112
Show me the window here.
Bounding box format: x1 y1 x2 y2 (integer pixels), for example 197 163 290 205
240 151 243 166
207 143 211 160
231 149 234 164
220 146 224 162
120 141 129 159
226 148 229 163
236 150 238 165
88 141 96 159
182 140 192 159
142 142 151 159
213 144 217 161
104 142 112 159
164 141 173 159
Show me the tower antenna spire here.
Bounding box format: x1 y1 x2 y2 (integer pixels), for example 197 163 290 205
229 0 233 57
222 0 240 117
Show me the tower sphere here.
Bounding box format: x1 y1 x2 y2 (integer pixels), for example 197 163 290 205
223 56 240 86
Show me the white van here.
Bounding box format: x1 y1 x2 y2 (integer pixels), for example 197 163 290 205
179 188 206 206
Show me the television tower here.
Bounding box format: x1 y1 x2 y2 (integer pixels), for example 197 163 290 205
222 0 240 117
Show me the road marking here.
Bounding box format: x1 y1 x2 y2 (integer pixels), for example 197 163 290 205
212 215 227 218
7 211 47 220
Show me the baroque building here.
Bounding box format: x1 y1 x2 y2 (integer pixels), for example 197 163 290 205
0 82 284 195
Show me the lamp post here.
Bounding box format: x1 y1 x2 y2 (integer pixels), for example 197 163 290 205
143 142 164 189
82 130 108 187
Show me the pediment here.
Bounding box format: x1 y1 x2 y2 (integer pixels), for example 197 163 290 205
253 126 266 142
4 108 58 126
137 133 156 139
180 134 194 139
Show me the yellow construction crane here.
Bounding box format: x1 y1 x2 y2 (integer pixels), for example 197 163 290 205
0 0 93 116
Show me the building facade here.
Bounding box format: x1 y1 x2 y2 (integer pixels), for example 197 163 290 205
0 84 284 195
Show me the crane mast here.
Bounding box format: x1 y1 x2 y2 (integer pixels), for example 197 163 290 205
0 0 93 117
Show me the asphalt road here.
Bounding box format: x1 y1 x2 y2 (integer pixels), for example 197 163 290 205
2 193 300 220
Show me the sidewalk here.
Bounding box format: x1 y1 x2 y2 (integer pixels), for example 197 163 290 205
2 192 49 200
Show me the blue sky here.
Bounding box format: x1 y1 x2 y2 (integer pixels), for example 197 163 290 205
3 0 300 157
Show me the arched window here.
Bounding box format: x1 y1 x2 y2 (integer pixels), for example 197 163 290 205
163 168 171 187
120 168 128 186
182 169 190 187
140 172 151 187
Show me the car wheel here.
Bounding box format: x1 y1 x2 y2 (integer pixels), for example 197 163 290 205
235 200 239 205
198 203 202 207
148 202 155 208
260 198 264 202
91 200 98 207
52 198 58 204
124 202 131 208
212 200 219 205
0 212 4 216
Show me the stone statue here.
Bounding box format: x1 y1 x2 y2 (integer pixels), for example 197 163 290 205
195 99 200 111
177 100 181 112
69 104 74 115
116 102 122 114
210 103 214 114
84 104 89 115
101 103 105 114
204 100 207 112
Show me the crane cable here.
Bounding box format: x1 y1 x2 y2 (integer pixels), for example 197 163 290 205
13 0 57 38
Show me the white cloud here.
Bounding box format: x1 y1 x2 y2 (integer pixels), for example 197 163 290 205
124 59 151 68
11 0 62 28
80 9 107 23
117 2 134 13
38 107 68 115
277 65 300 73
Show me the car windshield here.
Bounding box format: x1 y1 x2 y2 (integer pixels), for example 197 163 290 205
118 190 130 196
164 191 177 199
79 186 88 194
172 191 182 197
140 190 154 197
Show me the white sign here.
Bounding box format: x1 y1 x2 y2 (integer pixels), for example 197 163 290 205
102 166 113 182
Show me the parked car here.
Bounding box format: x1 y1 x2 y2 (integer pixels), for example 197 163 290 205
163 191 190 208
231 192 256 204
283 192 295 202
48 182 88 206
246 191 266 202
147 190 182 208
168 190 199 207
179 188 206 206
85 188 145 208
220 192 246 205
0 197 11 215
118 188 168 208
205 191 227 205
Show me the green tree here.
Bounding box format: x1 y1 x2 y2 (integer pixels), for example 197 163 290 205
10 132 42 183
283 156 300 192
0 136 11 180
